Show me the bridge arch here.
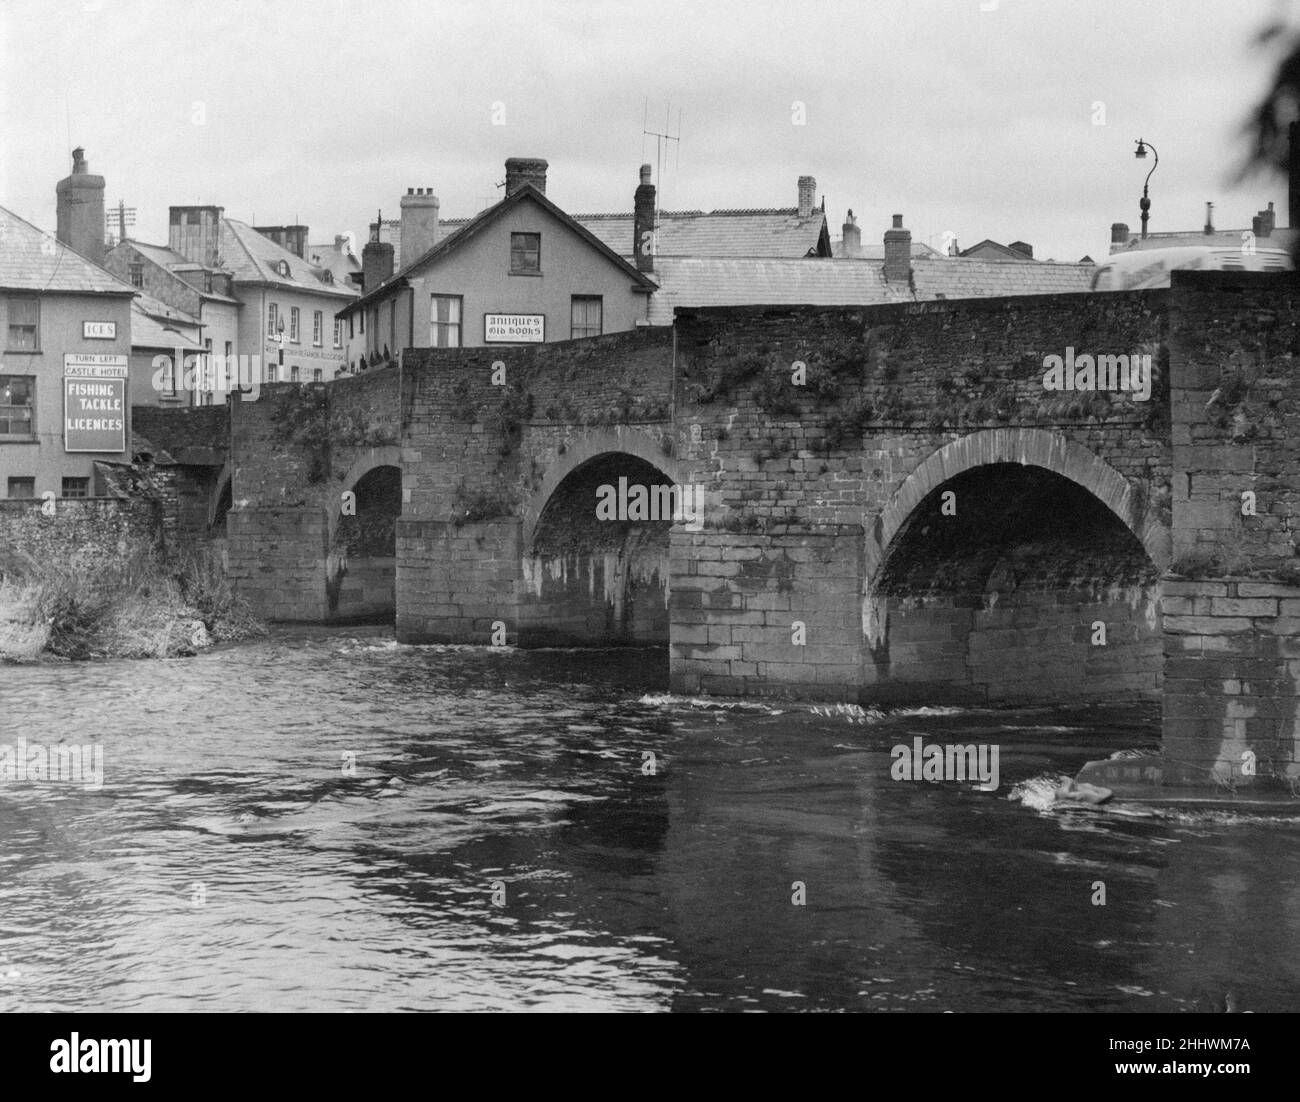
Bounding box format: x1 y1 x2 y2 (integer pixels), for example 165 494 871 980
867 428 1169 585
519 429 684 647
521 427 686 551
863 428 1169 705
328 445 403 548
326 445 402 621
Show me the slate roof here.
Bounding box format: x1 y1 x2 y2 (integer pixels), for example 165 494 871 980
0 205 136 295
646 255 1097 325
911 256 1095 298
114 240 242 305
836 241 944 261
221 219 358 298
127 240 189 268
130 292 205 351
307 241 362 287
131 303 206 352
379 206 831 267
959 238 1033 261
567 207 831 259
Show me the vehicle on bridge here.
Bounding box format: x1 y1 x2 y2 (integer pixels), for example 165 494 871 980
1090 244 1292 290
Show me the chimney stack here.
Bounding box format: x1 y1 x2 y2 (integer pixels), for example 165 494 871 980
840 209 862 259
505 157 548 197
1009 240 1034 259
1252 202 1276 239
400 186 440 266
169 205 225 267
883 214 911 283
362 210 395 291
1204 201 1215 235
633 164 656 272
1110 222 1130 252
253 224 309 257
797 175 816 219
55 147 106 264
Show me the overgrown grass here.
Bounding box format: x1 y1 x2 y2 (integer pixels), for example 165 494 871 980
0 542 264 662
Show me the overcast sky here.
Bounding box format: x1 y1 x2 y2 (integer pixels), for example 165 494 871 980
2 0 1296 262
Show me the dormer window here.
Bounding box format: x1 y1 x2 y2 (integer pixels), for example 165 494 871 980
322 270 334 284
276 260 290 277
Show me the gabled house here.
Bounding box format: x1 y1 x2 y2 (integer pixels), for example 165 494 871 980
0 201 135 500
339 158 657 367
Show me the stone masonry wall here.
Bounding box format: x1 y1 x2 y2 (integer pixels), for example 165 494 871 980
0 498 161 570
1162 271 1300 786
672 296 1170 535
396 519 520 643
669 526 864 700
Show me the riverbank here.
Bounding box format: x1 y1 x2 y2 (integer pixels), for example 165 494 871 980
0 541 264 661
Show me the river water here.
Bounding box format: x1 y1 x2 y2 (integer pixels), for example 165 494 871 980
1 626 1298 1013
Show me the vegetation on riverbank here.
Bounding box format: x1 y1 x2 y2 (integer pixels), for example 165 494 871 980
0 542 265 661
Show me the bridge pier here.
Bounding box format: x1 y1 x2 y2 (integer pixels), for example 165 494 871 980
395 518 521 644
225 505 329 621
669 525 866 700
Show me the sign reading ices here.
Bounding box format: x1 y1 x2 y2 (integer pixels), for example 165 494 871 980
82 321 117 339
64 354 127 453
485 313 544 343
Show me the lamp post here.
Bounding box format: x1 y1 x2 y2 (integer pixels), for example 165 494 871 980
1134 138 1159 240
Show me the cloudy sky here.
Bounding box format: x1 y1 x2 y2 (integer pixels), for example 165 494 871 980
1 0 1296 262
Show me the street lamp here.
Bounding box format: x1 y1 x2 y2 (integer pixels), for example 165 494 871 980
1134 138 1159 240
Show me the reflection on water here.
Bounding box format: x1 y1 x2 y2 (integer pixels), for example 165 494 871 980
1 626 1298 1012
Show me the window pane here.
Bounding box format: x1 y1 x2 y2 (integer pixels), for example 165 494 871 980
8 298 38 349
7 477 34 499
61 477 89 499
1 375 35 434
511 233 540 271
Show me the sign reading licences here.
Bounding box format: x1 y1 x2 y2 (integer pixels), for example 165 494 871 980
64 355 127 453
83 321 117 339
485 313 544 343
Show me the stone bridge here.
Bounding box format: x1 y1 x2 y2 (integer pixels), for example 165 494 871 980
223 273 1300 787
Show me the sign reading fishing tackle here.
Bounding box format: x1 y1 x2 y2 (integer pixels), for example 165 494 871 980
64 354 128 453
